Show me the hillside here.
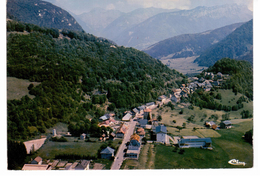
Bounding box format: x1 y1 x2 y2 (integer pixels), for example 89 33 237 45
143 22 244 59
204 58 253 100
113 4 252 50
194 19 253 67
7 21 183 141
7 0 83 31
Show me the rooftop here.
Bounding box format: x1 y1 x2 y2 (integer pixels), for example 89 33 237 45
155 125 167 134
100 146 115 154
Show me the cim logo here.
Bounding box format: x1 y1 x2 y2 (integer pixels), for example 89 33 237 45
228 159 246 166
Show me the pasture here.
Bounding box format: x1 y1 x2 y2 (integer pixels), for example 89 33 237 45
154 120 253 169
7 77 41 100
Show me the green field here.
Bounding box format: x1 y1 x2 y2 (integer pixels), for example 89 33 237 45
7 77 41 100
33 138 121 160
154 120 253 169
160 56 207 75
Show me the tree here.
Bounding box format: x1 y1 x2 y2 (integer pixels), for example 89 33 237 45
216 93 222 100
176 126 183 132
182 123 186 128
244 129 253 144
157 115 162 121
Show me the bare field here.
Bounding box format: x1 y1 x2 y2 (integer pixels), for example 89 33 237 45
7 77 41 100
160 56 207 74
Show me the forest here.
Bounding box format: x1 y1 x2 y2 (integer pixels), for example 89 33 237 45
7 20 183 141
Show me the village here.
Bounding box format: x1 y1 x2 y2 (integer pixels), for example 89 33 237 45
21 72 234 170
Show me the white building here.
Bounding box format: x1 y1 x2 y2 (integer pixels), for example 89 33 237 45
156 125 167 143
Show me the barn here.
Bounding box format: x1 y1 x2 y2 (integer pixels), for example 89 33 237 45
178 138 212 149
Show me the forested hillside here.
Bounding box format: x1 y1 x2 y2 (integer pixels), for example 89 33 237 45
194 19 253 66
204 58 253 100
143 22 244 59
7 20 183 140
7 0 83 31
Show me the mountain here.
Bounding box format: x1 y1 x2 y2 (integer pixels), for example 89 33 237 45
102 7 178 40
113 4 252 50
143 22 244 59
7 0 83 31
194 19 253 67
75 8 125 36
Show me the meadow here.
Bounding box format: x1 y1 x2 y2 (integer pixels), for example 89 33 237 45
7 77 40 100
154 120 253 169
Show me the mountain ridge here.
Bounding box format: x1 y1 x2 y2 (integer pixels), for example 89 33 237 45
7 0 83 31
143 22 245 59
113 4 252 50
194 19 253 66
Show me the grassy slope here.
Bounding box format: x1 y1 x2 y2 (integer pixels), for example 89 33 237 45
7 77 41 100
154 120 253 169
34 138 122 160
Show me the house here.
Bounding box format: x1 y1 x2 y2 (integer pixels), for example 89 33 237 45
136 127 145 137
181 136 199 139
212 81 220 87
116 123 128 138
75 160 90 170
80 133 86 140
122 113 132 121
217 72 223 79
205 121 216 127
178 138 212 149
138 119 148 128
143 108 152 120
100 146 115 159
109 132 116 140
132 108 139 115
31 156 42 165
171 93 180 103
199 77 205 83
204 72 214 79
155 125 167 143
22 164 51 170
158 95 167 103
128 134 141 150
220 120 232 129
99 114 112 121
126 134 141 159
126 149 140 159
137 105 146 114
146 102 156 109
65 161 79 170
23 138 46 154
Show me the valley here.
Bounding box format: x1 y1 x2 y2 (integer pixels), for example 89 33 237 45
160 56 206 75
6 0 254 171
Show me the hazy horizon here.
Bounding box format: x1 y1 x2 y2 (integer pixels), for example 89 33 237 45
44 0 253 15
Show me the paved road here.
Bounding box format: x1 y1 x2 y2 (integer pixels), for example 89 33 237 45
111 118 137 170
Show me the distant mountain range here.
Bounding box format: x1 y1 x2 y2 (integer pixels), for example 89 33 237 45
194 19 253 67
74 8 125 37
113 4 252 50
143 22 244 59
7 0 83 31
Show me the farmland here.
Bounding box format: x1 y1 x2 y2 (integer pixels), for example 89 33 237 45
154 120 253 169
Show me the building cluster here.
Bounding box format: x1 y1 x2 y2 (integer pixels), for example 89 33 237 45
22 156 90 170
205 120 232 130
171 72 228 103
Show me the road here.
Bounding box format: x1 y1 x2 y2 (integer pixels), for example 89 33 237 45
111 118 137 170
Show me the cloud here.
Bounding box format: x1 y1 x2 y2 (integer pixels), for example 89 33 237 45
106 3 116 10
126 0 191 9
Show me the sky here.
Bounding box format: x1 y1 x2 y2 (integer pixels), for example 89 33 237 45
44 0 253 15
